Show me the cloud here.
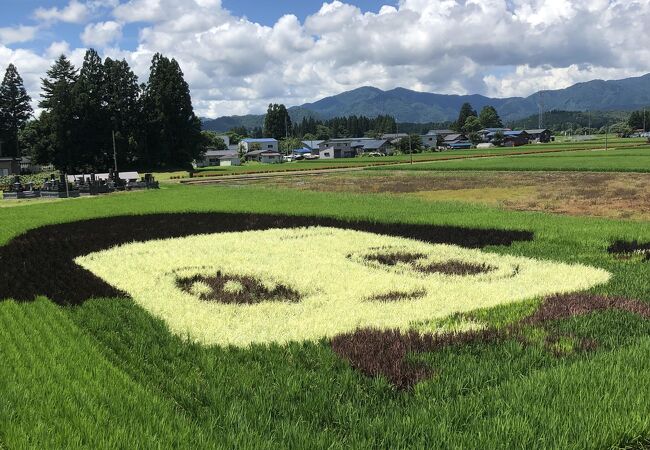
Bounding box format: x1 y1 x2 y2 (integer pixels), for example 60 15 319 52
81 21 123 47
5 0 650 119
34 0 90 24
0 26 38 45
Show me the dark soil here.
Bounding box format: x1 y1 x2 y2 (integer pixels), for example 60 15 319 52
176 270 301 304
364 252 426 266
364 251 494 275
0 212 532 305
367 290 426 302
416 260 494 276
332 293 650 390
608 240 650 261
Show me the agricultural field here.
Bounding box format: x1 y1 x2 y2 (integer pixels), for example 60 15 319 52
1 181 650 448
232 170 650 221
376 146 650 173
185 138 644 179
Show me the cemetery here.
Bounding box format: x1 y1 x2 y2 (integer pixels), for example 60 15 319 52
2 171 159 201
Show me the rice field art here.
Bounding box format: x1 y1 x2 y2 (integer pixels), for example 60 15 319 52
2 199 650 449
75 226 609 346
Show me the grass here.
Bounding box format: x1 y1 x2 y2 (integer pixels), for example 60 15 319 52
1 183 650 447
374 146 650 173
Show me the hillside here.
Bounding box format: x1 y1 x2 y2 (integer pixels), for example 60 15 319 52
202 73 650 131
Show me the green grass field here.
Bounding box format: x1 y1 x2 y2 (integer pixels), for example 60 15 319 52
375 147 650 173
2 184 650 448
186 139 644 178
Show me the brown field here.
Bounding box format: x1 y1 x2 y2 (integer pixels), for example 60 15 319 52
224 170 650 221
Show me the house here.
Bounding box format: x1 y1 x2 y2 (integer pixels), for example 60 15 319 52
194 149 241 168
381 133 408 146
525 129 553 143
427 129 456 138
301 140 324 151
0 157 20 177
244 149 282 163
239 138 278 153
259 152 282 164
421 133 439 149
356 139 392 155
318 138 369 158
442 133 471 149
502 130 530 147
478 128 511 141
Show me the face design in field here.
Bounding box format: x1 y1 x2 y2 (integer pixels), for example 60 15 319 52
75 227 610 347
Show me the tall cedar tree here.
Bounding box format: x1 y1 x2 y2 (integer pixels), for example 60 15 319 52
73 49 109 170
104 57 141 169
39 55 79 172
264 104 291 140
478 105 503 128
455 103 477 131
0 64 33 157
142 53 202 167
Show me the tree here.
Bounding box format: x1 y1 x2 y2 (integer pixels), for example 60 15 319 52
462 116 482 133
397 134 422 153
104 57 141 169
72 49 109 170
263 104 291 140
201 131 228 150
19 119 51 164
39 55 79 171
0 64 33 157
280 137 303 153
628 109 650 131
492 131 505 146
141 53 202 168
455 103 476 131
478 105 503 128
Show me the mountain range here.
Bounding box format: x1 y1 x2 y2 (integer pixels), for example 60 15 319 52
202 73 650 131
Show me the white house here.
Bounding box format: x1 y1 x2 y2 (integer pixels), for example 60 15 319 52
239 138 278 153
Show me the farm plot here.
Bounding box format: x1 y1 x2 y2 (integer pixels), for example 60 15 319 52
1 185 650 448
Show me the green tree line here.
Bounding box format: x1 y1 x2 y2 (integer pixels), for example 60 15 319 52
0 49 202 173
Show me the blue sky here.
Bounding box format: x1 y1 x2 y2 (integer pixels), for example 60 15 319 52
0 0 647 117
1 0 393 53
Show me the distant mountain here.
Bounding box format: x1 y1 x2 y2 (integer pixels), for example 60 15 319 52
201 73 650 131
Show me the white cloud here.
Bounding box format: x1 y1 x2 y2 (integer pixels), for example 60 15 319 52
81 21 123 47
0 26 38 45
5 0 650 119
34 0 90 24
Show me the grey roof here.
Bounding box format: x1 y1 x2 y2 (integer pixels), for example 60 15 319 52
381 133 408 139
443 133 467 142
242 138 277 143
301 140 324 149
525 129 550 134
358 139 389 150
427 129 455 135
205 149 238 157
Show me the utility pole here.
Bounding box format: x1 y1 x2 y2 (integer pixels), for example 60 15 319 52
409 134 413 164
112 130 118 174
605 122 609 151
538 92 543 129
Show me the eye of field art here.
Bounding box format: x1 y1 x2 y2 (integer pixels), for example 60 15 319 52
75 227 610 347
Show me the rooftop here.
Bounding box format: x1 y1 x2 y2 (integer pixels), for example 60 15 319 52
242 138 278 143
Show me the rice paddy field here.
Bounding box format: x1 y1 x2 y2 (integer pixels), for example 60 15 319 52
377 146 650 173
2 147 650 448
